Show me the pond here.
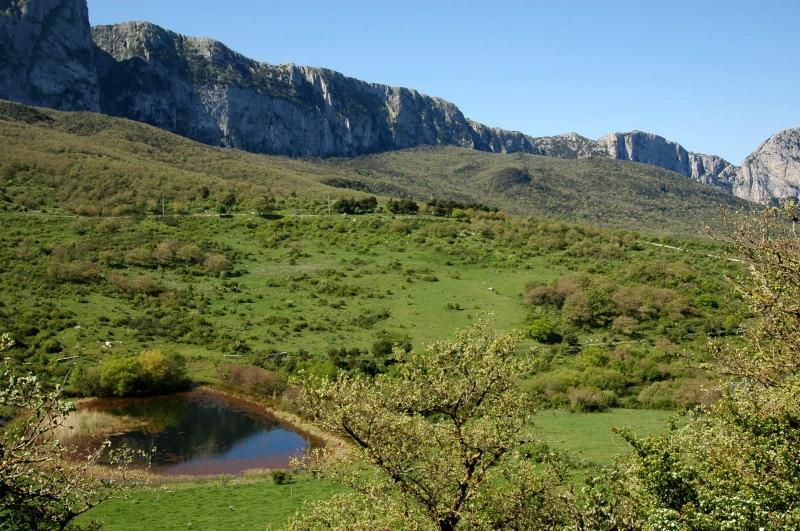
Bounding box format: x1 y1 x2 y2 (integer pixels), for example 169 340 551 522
64 389 323 476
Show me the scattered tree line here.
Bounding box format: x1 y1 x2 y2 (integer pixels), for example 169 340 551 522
425 198 498 217
333 196 378 214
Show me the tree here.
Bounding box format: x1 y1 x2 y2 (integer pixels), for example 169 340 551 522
0 334 142 530
289 322 568 530
387 198 419 215
246 194 276 217
577 203 800 530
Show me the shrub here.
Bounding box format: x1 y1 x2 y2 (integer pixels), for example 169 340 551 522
371 333 412 357
637 381 676 409
72 349 190 397
98 356 140 397
204 254 231 273
568 386 616 412
528 317 563 344
218 364 286 396
333 196 377 215
153 239 180 263
47 259 101 283
176 243 204 263
527 368 582 405
271 470 291 485
386 198 419 214
582 368 626 393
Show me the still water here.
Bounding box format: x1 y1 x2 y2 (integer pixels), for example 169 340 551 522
71 389 321 476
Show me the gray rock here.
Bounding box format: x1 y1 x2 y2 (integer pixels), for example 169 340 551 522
734 128 800 203
529 132 607 159
0 0 99 111
92 22 522 158
596 131 736 192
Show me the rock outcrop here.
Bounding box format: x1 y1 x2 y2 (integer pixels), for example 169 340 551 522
90 22 750 195
0 0 99 111
733 128 800 203
530 133 608 159
597 131 736 192
92 22 529 158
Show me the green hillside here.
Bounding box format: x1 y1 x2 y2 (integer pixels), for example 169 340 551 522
0 100 747 235
328 146 748 234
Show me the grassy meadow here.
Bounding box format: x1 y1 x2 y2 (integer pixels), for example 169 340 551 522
77 409 674 530
0 208 746 409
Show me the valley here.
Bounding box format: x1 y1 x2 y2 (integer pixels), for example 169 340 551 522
1 1 798 528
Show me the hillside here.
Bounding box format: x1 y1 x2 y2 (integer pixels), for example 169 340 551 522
327 147 747 233
0 100 747 235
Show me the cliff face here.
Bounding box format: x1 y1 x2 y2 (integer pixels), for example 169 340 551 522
530 133 608 159
734 128 800 203
90 22 750 193
0 0 99 111
597 132 736 192
92 22 516 157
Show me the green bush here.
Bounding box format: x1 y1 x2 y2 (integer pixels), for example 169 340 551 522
568 386 616 412
637 381 676 409
528 317 563 344
217 364 286 396
271 470 291 485
71 349 190 397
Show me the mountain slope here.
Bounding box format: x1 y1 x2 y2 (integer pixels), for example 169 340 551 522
326 147 747 232
0 100 748 235
89 22 737 188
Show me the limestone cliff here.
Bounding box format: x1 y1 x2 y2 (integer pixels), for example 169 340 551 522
597 132 736 192
0 0 99 110
734 128 800 203
92 22 521 157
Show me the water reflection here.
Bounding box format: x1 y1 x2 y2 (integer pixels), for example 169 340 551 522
71 389 320 475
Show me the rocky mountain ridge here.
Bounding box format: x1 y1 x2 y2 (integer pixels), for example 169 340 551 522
0 0 797 204
86 21 749 196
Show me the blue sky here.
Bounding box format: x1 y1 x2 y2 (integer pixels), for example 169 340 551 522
87 0 798 164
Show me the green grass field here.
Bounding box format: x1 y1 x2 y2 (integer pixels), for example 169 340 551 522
79 408 674 530
0 208 745 409
78 473 341 530
533 408 675 467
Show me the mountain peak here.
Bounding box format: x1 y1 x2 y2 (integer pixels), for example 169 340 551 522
735 127 800 203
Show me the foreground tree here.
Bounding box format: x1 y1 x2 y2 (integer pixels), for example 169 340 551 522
289 323 568 530
577 204 800 530
0 334 142 530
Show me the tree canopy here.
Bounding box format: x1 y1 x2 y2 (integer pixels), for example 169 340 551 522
289 322 568 530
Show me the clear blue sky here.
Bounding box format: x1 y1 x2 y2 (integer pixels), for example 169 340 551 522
87 0 798 164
